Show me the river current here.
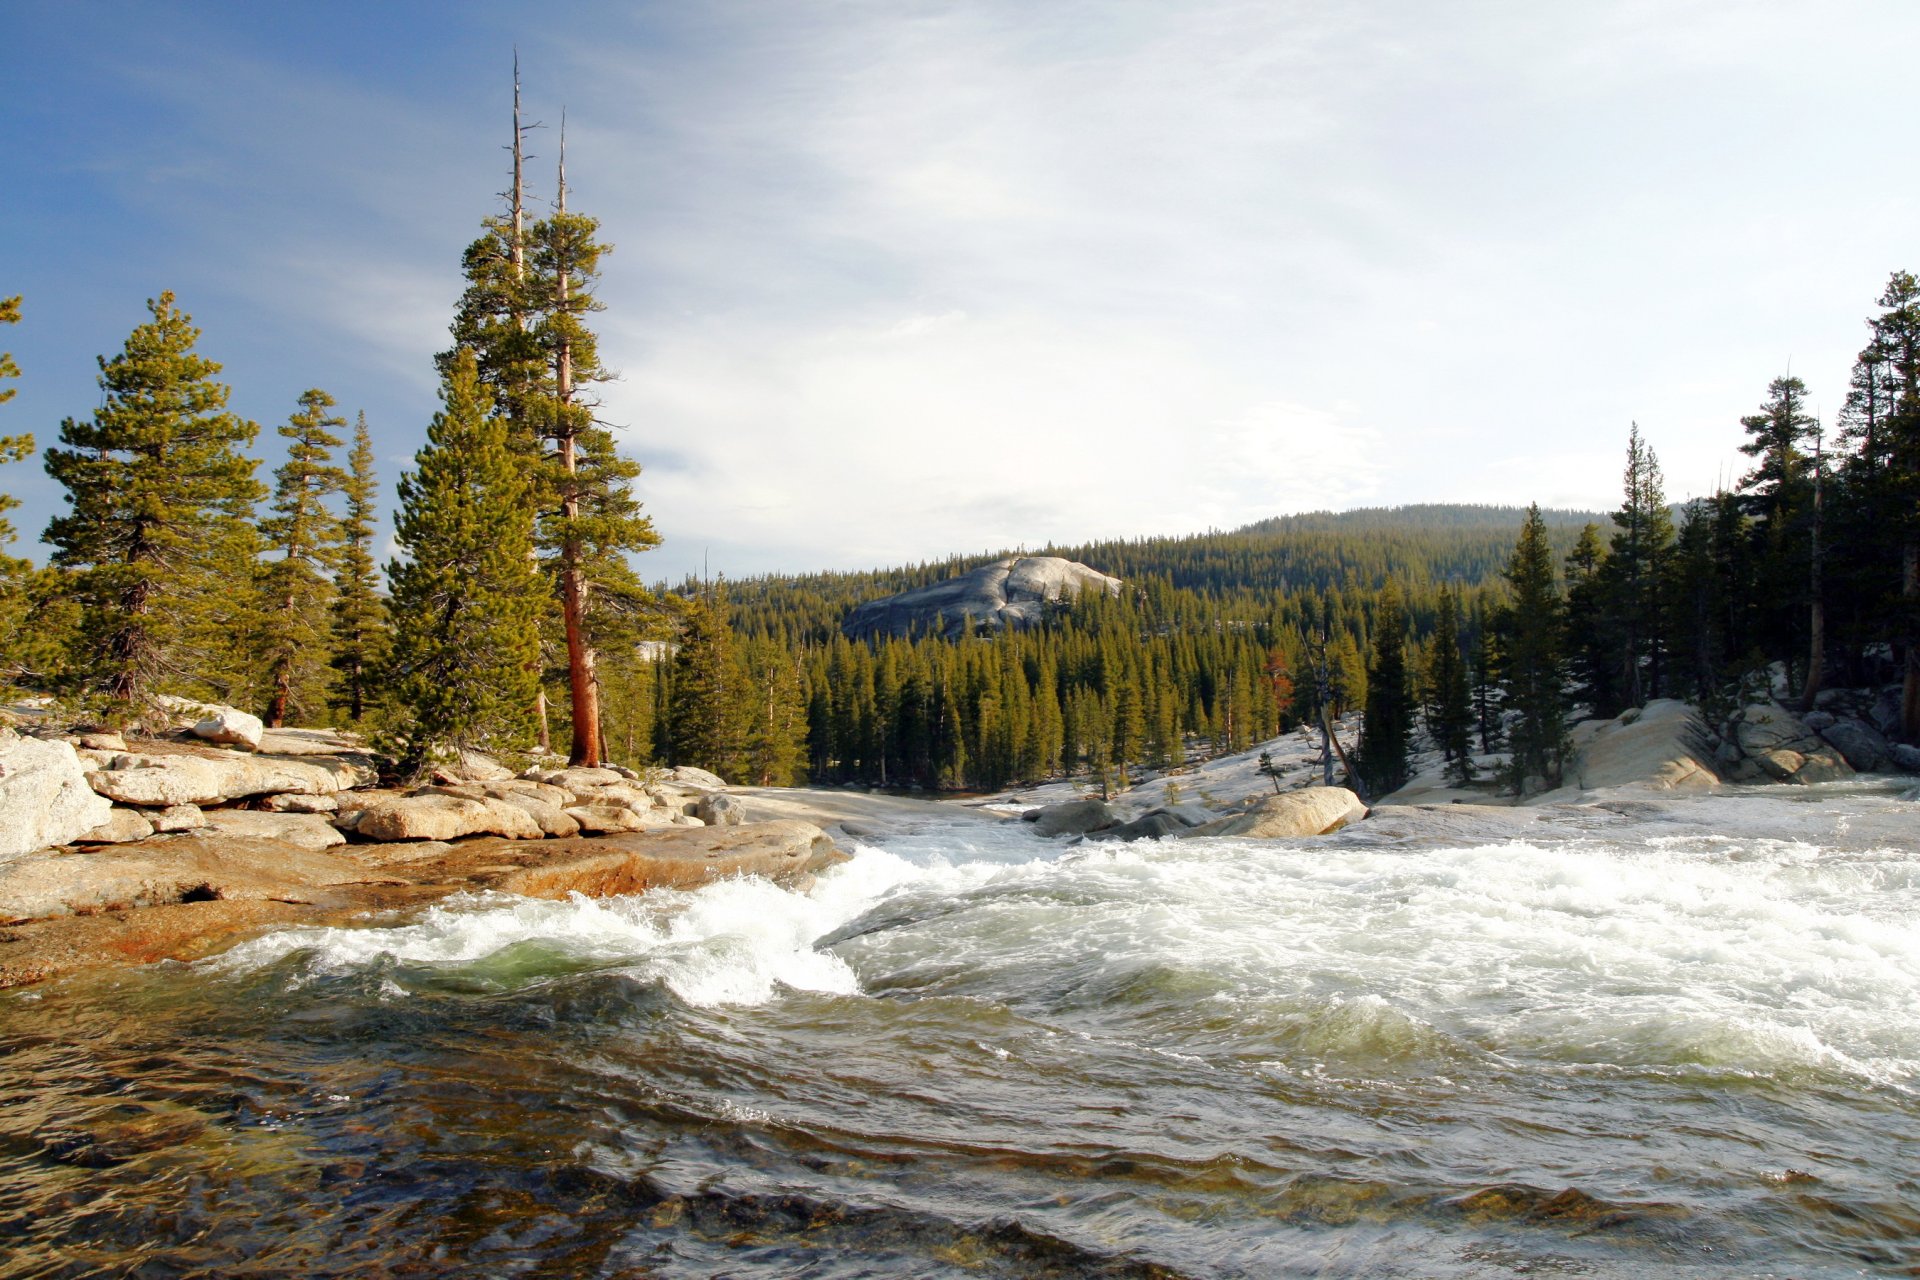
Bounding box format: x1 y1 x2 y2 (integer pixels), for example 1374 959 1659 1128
3 784 1918 1277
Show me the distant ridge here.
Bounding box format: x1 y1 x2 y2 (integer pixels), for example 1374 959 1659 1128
1233 504 1603 536
719 502 1610 642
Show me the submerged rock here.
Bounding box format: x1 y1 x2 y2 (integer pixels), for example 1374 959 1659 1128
1029 797 1122 837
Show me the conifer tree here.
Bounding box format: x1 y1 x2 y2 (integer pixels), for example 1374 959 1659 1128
43 293 262 713
0 296 29 556
741 635 807 785
528 142 661 766
1561 522 1614 715
256 389 348 727
1499 505 1568 794
1426 588 1474 781
667 591 749 779
330 414 389 723
1353 582 1414 797
384 350 542 771
1600 424 1675 706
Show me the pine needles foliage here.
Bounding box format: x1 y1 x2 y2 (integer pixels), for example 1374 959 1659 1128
383 349 542 773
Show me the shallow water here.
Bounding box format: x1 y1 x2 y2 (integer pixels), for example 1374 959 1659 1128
3 785 1918 1277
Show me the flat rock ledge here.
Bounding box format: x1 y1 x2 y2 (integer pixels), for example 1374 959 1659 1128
0 819 846 991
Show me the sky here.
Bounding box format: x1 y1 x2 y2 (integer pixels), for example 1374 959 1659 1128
4 0 1917 582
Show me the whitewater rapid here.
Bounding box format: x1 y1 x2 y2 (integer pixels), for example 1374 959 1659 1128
5 783 1918 1277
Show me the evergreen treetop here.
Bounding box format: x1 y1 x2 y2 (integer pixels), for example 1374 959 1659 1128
384 348 543 770
42 292 262 710
256 388 348 726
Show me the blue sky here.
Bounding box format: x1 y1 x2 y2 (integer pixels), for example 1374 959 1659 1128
5 1 1918 581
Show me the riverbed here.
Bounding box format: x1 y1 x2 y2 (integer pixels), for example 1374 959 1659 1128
3 783 1917 1277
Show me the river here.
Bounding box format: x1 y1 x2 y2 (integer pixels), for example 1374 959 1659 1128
3 783 1917 1277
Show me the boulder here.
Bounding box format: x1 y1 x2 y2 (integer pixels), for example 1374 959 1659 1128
262 792 339 814
1031 797 1123 837
1186 787 1368 839
1733 703 1814 755
488 793 580 838
1889 743 1920 774
577 782 657 811
198 809 348 852
151 804 207 833
1819 719 1890 772
527 766 625 791
697 792 747 827
74 732 127 752
443 749 513 782
0 730 115 864
1567 699 1720 793
344 793 543 842
1087 810 1190 842
482 779 572 808
191 706 264 751
1157 802 1221 827
85 750 372 807
564 804 662 835
656 765 728 791
75 808 156 845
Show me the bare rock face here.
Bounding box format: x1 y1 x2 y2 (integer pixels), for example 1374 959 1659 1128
845 556 1123 640
0 836 372 924
197 809 348 852
1187 787 1368 839
1567 699 1720 793
85 749 374 808
483 820 846 900
0 730 115 864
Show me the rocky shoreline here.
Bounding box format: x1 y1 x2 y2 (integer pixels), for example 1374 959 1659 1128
4 686 1913 992
0 703 848 990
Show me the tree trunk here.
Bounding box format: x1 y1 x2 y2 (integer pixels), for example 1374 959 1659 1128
1903 541 1920 741
1801 467 1826 714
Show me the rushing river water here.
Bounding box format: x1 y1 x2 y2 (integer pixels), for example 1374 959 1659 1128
3 784 1919 1278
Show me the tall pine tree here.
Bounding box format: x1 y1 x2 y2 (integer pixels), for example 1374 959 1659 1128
256 389 347 727
0 295 29 557
1353 581 1414 797
1499 505 1568 794
528 136 660 766
330 413 389 723
43 293 262 714
384 350 543 772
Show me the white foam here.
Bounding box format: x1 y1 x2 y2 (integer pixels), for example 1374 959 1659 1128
211 789 1920 1082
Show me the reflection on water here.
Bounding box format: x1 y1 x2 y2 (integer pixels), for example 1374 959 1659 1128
3 787 1919 1277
